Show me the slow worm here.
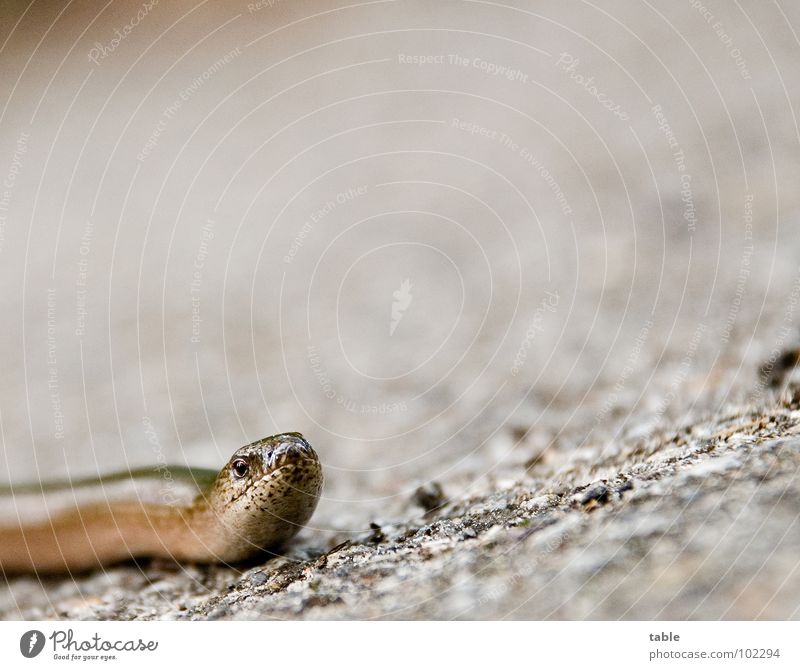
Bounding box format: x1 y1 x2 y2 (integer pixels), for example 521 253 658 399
0 432 323 574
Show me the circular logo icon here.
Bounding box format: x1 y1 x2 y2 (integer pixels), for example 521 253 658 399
20 630 45 658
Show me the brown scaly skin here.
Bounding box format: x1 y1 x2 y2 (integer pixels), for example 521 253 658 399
0 433 323 574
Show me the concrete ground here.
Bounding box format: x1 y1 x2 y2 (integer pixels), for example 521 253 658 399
1 0 799 619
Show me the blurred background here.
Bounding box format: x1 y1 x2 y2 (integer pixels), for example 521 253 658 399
0 0 798 556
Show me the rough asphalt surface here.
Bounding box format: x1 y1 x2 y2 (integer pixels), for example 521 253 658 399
1 1 800 619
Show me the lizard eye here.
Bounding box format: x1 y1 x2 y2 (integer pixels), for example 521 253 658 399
231 458 249 479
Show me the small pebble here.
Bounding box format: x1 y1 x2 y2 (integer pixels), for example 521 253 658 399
413 481 446 512
368 522 386 543
249 571 268 586
577 483 609 505
616 479 634 494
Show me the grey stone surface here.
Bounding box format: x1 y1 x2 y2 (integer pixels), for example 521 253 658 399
3 388 800 619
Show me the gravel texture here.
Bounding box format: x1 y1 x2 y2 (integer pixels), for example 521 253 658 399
4 384 800 620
